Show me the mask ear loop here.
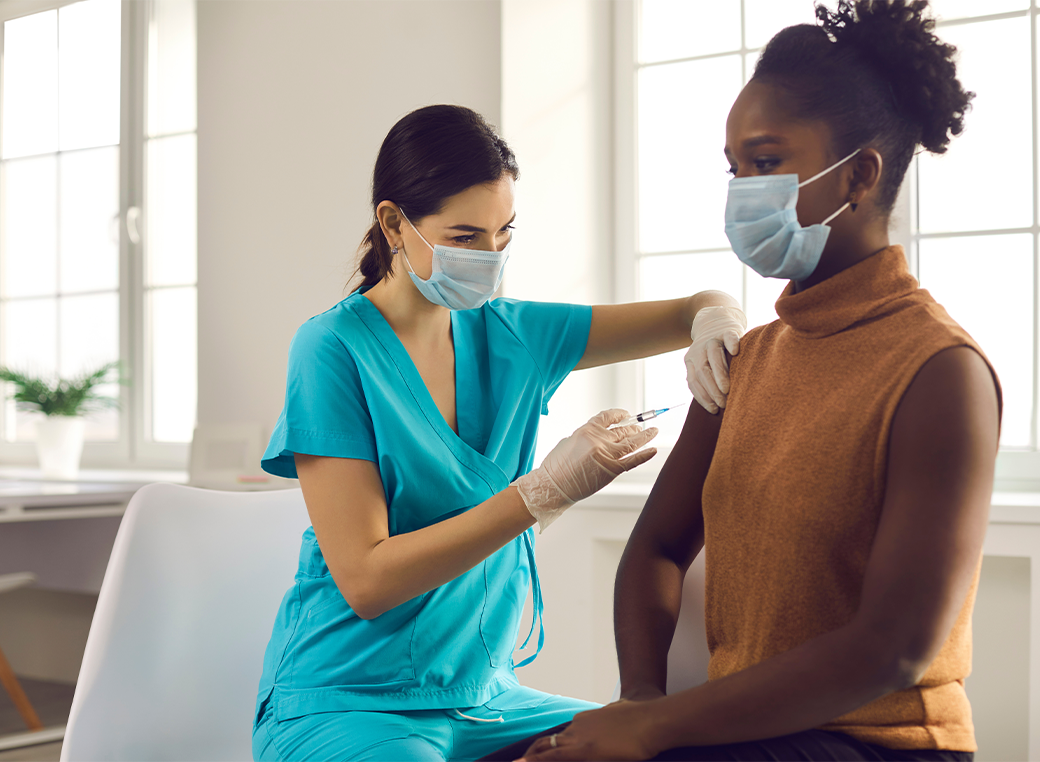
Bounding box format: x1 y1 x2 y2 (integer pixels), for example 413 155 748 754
797 148 862 188
821 200 852 226
396 208 435 279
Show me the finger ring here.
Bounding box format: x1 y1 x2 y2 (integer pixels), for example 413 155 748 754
550 733 558 749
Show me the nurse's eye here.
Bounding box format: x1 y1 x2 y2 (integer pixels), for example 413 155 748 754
452 235 477 245
499 224 515 234
726 165 737 176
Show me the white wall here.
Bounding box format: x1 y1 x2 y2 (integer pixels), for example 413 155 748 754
500 0 619 459
196 0 502 433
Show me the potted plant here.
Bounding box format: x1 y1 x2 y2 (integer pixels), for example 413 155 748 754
0 362 122 480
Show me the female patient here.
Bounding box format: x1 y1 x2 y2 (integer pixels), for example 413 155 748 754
508 1 1001 760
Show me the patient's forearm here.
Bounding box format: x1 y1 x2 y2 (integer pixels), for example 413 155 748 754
614 549 688 699
642 621 910 751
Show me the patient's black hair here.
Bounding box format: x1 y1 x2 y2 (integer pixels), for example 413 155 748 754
752 0 973 214
352 105 518 291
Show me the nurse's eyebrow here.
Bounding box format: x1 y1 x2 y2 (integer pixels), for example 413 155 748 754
445 213 517 233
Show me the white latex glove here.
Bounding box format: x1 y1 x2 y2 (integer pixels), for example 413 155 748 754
685 305 747 414
512 409 658 532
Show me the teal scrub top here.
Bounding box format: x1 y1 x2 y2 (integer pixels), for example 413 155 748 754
256 292 592 722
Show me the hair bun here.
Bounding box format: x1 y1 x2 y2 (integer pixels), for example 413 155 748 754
816 0 973 154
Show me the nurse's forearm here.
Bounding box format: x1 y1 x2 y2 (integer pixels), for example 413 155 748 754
346 487 535 620
577 290 742 370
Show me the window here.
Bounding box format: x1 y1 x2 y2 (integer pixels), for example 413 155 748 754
0 0 197 468
621 0 1040 487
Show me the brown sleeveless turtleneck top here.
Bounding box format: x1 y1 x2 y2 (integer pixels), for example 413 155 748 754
702 246 1001 751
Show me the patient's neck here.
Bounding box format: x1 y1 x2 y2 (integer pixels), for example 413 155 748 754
793 219 890 294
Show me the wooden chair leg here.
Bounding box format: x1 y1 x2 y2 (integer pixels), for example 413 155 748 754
0 642 43 731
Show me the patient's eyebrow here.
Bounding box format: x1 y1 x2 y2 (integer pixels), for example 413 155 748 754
742 134 786 149
445 213 517 233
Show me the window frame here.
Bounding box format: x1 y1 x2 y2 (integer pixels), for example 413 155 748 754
615 0 1040 491
0 0 194 470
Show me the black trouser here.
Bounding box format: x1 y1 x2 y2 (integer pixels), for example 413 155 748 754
479 722 974 762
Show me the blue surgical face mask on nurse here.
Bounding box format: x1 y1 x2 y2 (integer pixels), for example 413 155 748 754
724 148 861 281
399 210 511 311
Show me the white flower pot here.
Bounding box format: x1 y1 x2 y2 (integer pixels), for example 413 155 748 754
36 416 86 480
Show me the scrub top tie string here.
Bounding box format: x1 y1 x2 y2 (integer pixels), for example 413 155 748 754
513 529 544 668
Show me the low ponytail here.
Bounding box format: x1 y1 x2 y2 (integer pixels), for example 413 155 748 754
348 105 519 292
356 221 395 290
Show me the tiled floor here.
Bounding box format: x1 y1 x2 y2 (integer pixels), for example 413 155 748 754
0 678 73 762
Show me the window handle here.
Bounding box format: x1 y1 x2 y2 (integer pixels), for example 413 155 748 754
126 206 141 245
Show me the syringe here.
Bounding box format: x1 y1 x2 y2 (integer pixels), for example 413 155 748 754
609 403 688 428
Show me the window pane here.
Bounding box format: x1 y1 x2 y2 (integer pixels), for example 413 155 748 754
147 0 197 137
639 0 741 63
638 56 743 254
3 156 57 298
918 17 1032 233
2 11 58 159
931 0 1028 21
3 298 57 442
918 234 1034 448
146 134 197 286
149 286 196 443
58 0 121 152
745 268 787 329
60 292 119 441
744 0 819 51
640 252 743 442
60 147 120 294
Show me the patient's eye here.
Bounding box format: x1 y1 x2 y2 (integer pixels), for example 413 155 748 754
753 156 781 173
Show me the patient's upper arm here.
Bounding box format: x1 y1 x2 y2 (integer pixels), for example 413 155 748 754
628 403 724 571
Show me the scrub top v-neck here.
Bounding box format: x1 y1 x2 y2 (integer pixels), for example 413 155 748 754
257 291 591 721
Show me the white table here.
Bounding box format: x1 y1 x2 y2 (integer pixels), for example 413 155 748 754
0 470 185 594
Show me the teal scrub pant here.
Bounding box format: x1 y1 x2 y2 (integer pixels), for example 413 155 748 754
252 686 600 762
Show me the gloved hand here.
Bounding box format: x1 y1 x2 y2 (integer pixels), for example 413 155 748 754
513 409 658 532
684 305 747 414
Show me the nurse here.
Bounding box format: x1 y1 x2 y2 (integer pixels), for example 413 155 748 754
252 104 747 762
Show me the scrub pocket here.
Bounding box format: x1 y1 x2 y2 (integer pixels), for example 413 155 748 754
482 685 553 713
479 536 530 667
289 585 420 688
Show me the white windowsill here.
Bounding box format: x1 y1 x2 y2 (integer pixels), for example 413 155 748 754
0 465 189 485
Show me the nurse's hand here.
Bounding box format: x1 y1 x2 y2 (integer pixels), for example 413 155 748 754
685 305 746 414
512 409 658 533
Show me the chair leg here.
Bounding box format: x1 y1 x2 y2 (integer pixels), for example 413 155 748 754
0 643 43 731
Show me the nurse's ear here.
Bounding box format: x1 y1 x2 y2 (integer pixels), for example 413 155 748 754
376 201 406 251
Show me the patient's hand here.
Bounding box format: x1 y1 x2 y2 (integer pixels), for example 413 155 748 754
517 701 661 762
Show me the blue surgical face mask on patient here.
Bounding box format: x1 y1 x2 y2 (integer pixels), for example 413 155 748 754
399 211 511 311
724 149 860 281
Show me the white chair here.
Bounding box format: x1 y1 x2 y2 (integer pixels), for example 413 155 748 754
61 483 310 761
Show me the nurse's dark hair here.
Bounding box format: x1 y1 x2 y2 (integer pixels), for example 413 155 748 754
752 0 973 214
352 105 519 291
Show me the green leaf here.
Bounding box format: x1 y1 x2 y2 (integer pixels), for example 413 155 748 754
0 362 127 417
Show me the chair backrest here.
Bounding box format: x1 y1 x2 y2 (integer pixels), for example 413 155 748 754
666 552 711 694
608 552 711 703
61 483 310 762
